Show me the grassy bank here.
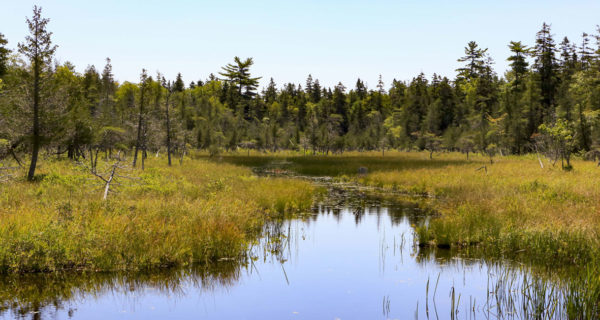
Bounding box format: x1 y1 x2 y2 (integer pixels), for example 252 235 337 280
0 156 314 273
217 150 600 266
351 152 600 265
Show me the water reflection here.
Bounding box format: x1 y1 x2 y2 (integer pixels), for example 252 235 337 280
0 264 243 319
0 186 581 319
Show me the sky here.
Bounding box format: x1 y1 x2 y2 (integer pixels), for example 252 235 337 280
1 0 599 89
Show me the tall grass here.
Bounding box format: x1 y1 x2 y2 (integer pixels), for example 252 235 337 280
0 156 314 273
214 150 600 266
352 152 600 266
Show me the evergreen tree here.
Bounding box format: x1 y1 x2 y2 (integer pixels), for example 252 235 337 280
264 78 277 104
578 32 593 70
219 56 261 99
18 6 57 181
0 33 10 78
100 58 116 122
305 74 313 97
534 22 559 124
456 41 487 81
174 72 185 92
311 79 322 103
507 41 531 87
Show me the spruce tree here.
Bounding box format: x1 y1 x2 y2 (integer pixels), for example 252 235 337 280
18 6 57 181
534 22 558 124
264 78 277 104
507 41 531 87
578 32 593 70
174 72 185 92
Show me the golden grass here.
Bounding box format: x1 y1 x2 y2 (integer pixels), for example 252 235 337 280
213 149 600 265
357 152 600 265
0 156 314 273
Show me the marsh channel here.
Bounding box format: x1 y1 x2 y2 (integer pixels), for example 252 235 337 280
0 159 584 319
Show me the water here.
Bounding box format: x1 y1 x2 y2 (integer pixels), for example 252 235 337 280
0 185 569 319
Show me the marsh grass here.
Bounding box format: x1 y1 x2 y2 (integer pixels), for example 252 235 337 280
417 248 600 319
356 152 600 266
212 150 600 267
0 156 314 273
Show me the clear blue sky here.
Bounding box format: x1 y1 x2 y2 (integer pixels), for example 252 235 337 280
1 0 599 89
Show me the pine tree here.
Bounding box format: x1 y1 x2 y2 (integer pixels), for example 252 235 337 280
456 41 487 81
219 56 261 99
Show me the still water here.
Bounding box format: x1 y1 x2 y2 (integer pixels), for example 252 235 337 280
0 185 565 319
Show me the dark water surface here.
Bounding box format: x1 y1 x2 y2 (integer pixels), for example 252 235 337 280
0 185 567 319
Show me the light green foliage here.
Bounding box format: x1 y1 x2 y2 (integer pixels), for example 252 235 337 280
539 119 576 169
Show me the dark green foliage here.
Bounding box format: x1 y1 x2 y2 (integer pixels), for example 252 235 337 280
456 41 488 81
0 33 9 78
173 72 185 92
3 13 600 166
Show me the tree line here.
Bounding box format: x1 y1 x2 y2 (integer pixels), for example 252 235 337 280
2 7 600 180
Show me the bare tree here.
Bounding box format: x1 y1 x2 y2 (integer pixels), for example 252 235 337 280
132 69 148 168
162 77 173 166
83 152 136 200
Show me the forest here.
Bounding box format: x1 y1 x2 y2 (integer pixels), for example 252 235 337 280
2 7 600 178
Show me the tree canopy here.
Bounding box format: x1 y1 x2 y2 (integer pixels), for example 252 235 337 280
2 11 600 174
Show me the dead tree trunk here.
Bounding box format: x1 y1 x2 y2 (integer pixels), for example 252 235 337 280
165 91 172 166
102 163 118 200
133 79 146 168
